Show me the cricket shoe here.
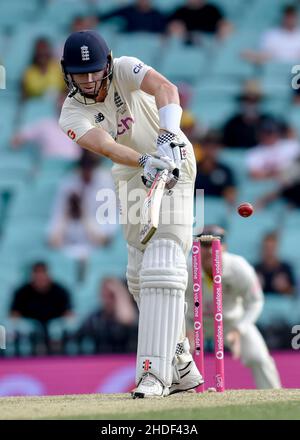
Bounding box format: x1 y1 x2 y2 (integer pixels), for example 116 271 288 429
169 360 204 395
131 373 170 399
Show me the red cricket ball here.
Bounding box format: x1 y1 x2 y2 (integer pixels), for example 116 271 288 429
237 202 254 217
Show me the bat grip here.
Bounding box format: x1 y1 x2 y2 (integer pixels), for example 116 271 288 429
172 167 180 179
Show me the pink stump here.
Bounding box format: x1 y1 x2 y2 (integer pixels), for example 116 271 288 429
192 240 204 392
212 239 225 392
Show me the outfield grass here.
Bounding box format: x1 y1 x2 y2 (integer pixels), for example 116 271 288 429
0 389 299 420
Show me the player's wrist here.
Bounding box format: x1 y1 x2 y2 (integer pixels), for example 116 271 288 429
158 103 182 135
138 153 151 168
157 132 175 146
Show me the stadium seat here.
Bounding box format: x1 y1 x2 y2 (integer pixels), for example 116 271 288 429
287 106 300 138
96 0 135 15
210 31 258 78
38 159 76 180
0 152 34 193
0 152 33 174
21 249 78 290
281 209 300 230
212 0 247 21
0 278 22 322
218 148 247 184
227 210 277 263
8 180 59 221
0 219 47 256
41 1 90 29
262 61 295 80
239 0 286 31
159 41 207 83
4 18 65 88
194 196 231 231
113 33 164 68
193 78 242 100
279 229 300 279
152 0 184 12
238 179 279 203
0 96 19 150
3 318 45 357
257 295 296 327
47 317 81 356
191 97 237 128
0 0 40 31
75 258 127 319
19 97 57 127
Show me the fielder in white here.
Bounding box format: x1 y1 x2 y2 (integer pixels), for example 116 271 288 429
187 226 281 389
59 30 202 397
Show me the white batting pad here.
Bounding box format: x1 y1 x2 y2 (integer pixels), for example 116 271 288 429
126 244 143 307
136 239 187 386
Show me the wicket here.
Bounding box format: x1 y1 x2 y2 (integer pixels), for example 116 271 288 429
192 235 225 392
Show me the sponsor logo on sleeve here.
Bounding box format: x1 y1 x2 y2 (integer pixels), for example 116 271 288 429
67 129 76 140
133 62 144 74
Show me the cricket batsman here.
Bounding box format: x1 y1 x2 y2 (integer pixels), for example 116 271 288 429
59 30 202 397
186 225 281 389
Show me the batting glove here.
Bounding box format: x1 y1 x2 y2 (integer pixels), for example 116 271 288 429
139 154 176 188
156 132 187 171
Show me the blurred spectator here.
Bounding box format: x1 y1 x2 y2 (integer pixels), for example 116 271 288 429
243 5 300 64
72 14 98 32
11 92 81 160
168 0 232 44
222 80 271 148
10 262 73 333
256 156 300 209
194 131 237 204
49 193 111 260
292 86 300 106
255 232 296 296
48 192 110 259
178 82 200 139
246 118 300 179
77 277 138 353
52 152 117 230
22 38 65 99
99 0 167 33
55 15 98 58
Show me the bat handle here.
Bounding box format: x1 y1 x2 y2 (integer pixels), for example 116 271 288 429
172 167 180 179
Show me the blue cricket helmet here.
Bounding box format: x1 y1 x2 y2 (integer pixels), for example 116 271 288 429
61 30 113 103
62 30 110 74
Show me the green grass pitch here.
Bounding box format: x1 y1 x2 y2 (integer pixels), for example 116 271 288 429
0 389 300 420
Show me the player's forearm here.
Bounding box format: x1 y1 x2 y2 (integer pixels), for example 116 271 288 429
235 300 264 334
102 140 141 166
141 70 182 135
78 128 141 167
154 82 180 109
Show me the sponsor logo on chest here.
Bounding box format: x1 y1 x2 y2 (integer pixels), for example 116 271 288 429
114 91 127 115
117 117 134 136
94 112 105 124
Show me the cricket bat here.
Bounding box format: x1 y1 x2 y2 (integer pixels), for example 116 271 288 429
140 169 169 245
